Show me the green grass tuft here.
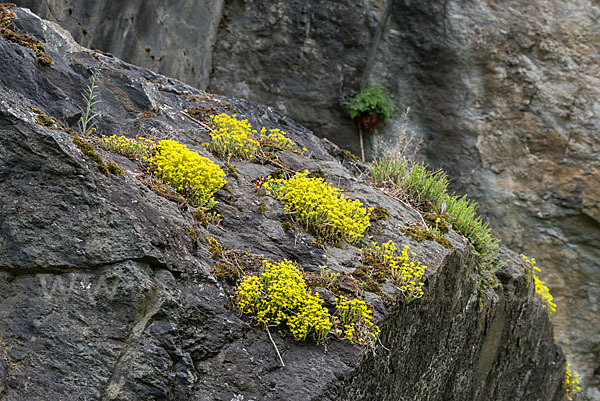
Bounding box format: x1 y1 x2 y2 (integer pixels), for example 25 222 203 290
371 157 500 269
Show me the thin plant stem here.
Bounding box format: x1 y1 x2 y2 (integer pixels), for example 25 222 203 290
266 326 285 367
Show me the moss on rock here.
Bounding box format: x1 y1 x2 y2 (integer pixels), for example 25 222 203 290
106 162 125 176
70 135 110 176
371 206 391 222
399 224 454 249
1 4 54 65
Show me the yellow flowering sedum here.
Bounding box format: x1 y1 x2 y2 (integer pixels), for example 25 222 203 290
208 113 301 159
208 113 260 160
259 127 298 151
362 240 427 303
264 170 371 245
149 140 226 211
563 364 581 400
235 260 332 342
335 296 380 347
96 134 155 160
521 254 556 315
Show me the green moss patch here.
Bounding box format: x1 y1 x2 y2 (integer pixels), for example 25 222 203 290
306 169 326 180
139 111 157 119
186 105 219 120
399 224 454 249
1 4 53 65
341 149 361 162
423 212 450 234
212 262 240 284
204 235 223 259
223 162 239 181
351 265 385 296
138 176 189 211
32 108 56 129
191 209 222 228
281 217 297 233
370 206 391 222
186 225 201 248
70 135 109 176
106 162 125 176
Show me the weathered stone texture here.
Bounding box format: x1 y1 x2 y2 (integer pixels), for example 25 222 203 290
13 0 224 89
367 4 600 396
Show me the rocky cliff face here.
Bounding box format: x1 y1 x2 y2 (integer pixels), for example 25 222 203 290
14 0 225 89
14 0 597 395
0 7 566 401
367 4 600 397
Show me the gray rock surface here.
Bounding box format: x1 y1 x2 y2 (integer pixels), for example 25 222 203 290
14 0 224 89
367 3 600 395
15 0 597 393
0 7 567 401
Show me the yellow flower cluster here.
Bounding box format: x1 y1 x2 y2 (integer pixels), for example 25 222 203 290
362 241 427 303
149 140 226 211
563 364 582 400
96 134 155 160
234 260 332 342
208 113 301 159
335 296 380 347
264 170 371 245
521 254 556 315
208 113 260 160
259 127 298 152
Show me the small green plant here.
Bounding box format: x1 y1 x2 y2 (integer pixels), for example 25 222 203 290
475 263 501 290
431 201 453 220
319 265 340 289
361 241 428 303
335 295 380 347
374 107 422 163
371 159 449 204
563 364 581 400
97 135 155 160
204 235 223 259
521 254 556 315
264 170 371 245
345 87 394 121
149 140 226 211
78 61 104 135
371 158 500 268
235 260 333 342
345 86 395 161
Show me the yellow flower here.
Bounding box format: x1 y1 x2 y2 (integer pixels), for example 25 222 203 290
264 171 370 244
521 254 556 315
362 241 428 303
208 113 302 159
234 260 332 343
149 140 226 210
96 135 155 160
